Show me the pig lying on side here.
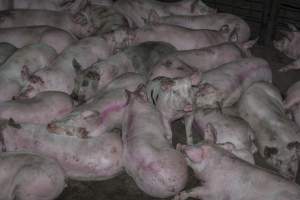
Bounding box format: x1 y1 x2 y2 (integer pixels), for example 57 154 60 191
113 0 215 27
0 26 77 53
185 109 257 163
0 120 123 181
0 9 95 38
122 86 188 198
149 40 257 79
20 37 112 98
0 152 65 200
0 42 16 65
0 43 57 102
12 0 87 14
174 124 300 200
74 41 175 101
194 57 272 109
146 74 200 142
48 73 146 138
152 13 251 42
0 91 73 124
103 23 238 51
238 82 300 180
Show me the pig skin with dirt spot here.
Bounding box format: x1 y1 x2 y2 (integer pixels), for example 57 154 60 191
0 9 95 38
20 37 112 98
0 152 65 200
0 26 77 53
174 137 300 200
11 0 88 14
103 23 238 51
48 73 146 138
122 88 188 198
113 0 215 28
0 43 57 102
0 91 73 124
194 57 272 109
151 13 251 42
74 41 175 101
185 108 257 163
149 40 258 80
0 121 123 181
238 82 300 180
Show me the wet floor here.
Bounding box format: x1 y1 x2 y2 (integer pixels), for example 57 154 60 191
57 45 300 200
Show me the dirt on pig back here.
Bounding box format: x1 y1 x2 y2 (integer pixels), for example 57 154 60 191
57 45 300 200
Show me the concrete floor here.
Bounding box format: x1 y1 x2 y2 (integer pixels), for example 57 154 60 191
57 45 300 200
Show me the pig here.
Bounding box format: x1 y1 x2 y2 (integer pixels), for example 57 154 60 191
238 82 300 180
174 124 300 200
151 13 251 42
273 24 300 60
194 57 272 109
74 41 175 101
0 9 96 38
0 26 77 53
0 120 123 181
48 73 146 138
103 23 238 51
19 37 112 98
122 86 188 198
90 0 113 7
12 0 87 14
0 152 65 200
184 108 257 163
149 40 258 80
146 74 200 142
89 5 129 34
113 0 215 27
0 42 16 65
0 91 73 124
0 43 57 102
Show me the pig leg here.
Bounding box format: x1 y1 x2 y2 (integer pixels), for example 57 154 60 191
279 58 300 72
173 186 210 200
162 117 173 143
184 114 194 145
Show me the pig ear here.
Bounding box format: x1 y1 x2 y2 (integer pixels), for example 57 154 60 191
243 37 259 49
220 24 230 33
203 123 217 144
73 58 83 74
182 145 205 163
287 23 298 31
148 9 159 24
190 72 202 86
135 84 148 102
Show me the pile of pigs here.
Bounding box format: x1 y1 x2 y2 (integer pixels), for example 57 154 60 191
0 0 300 199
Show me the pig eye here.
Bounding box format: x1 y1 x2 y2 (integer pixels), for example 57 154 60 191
264 146 278 158
82 80 89 87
